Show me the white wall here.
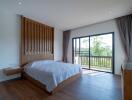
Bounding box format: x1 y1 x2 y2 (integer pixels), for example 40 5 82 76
0 11 20 69
54 28 63 61
0 10 63 82
68 20 126 75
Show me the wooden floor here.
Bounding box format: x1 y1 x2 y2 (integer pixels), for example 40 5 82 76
0 71 122 100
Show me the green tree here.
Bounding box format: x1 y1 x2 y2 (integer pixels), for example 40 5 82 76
91 37 112 56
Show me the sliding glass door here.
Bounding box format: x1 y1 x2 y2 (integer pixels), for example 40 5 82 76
90 34 113 72
72 33 114 73
73 37 89 68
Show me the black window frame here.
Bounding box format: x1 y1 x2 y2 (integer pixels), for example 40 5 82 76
72 32 115 74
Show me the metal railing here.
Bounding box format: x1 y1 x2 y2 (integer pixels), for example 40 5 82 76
74 55 112 72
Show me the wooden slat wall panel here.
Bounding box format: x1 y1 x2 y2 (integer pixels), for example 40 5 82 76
21 16 54 65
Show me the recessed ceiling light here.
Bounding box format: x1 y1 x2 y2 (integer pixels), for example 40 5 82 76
18 2 22 5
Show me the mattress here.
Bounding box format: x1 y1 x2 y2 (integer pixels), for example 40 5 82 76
24 60 82 92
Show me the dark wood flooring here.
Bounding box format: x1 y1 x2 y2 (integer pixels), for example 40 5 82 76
0 71 122 100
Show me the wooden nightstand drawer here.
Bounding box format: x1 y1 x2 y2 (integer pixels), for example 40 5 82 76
3 68 23 76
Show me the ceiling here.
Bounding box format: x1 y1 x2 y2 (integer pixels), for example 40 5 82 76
0 0 132 30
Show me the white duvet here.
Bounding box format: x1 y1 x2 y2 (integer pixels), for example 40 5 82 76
24 60 82 92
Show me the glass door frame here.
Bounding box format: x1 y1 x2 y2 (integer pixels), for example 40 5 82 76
72 32 115 74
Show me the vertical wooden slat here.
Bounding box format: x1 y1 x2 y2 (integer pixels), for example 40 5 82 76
49 28 51 53
38 24 40 53
40 24 42 53
50 28 52 53
45 26 47 53
36 23 38 54
33 22 35 53
30 21 33 53
27 20 30 54
42 26 44 53
35 23 37 54
43 25 45 53
47 27 48 52
29 21 32 54
22 17 25 54
49 27 51 53
28 20 30 54
41 24 43 53
27 20 29 54
51 28 53 54
32 22 35 53
52 28 54 54
34 23 36 54
37 23 39 54
39 24 41 53
46 27 49 53
25 19 28 55
43 25 44 53
30 21 33 54
41 25 43 53
50 28 51 53
40 24 41 53
44 25 46 53
37 24 39 53
47 27 49 53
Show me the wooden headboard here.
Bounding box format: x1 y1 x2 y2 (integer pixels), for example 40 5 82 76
21 16 54 66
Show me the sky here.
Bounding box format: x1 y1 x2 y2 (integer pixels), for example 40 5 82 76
90 34 112 48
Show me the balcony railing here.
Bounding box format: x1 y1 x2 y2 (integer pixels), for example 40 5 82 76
74 55 112 72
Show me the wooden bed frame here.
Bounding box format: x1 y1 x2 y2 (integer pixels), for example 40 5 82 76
20 16 81 94
22 72 81 94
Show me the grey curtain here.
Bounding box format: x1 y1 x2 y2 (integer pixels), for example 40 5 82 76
63 30 71 62
116 14 132 62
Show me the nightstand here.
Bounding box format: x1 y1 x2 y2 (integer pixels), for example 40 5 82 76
123 65 132 100
3 67 23 76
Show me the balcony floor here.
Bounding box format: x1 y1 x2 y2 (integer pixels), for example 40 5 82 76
82 65 112 72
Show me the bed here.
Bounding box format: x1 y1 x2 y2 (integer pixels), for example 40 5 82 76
23 60 82 93
20 16 82 94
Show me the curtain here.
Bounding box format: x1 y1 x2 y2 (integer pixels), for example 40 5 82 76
63 30 71 62
116 14 132 62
